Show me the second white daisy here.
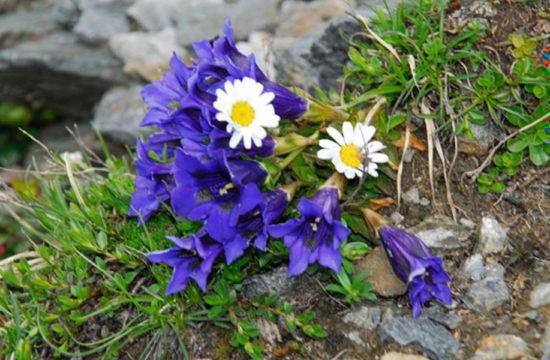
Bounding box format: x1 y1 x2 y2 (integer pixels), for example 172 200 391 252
213 77 280 149
317 121 389 179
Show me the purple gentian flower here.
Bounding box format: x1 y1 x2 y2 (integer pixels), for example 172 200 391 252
379 226 452 317
129 139 175 223
170 149 266 243
140 53 191 127
232 188 289 258
147 231 223 294
269 187 350 276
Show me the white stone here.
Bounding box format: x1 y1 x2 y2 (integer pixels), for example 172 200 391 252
461 253 485 281
529 282 550 309
479 216 509 255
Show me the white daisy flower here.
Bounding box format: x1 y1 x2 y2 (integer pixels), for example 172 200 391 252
317 121 389 179
213 77 280 149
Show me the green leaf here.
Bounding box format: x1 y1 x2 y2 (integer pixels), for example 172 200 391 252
507 133 532 153
529 144 549 166
341 242 370 260
491 182 505 193
302 324 327 338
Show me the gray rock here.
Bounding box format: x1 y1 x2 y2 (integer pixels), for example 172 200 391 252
0 8 57 47
92 86 146 144
0 32 127 120
529 282 550 309
460 253 485 281
542 322 550 359
274 0 400 90
242 266 297 299
342 306 381 331
379 316 460 360
479 216 509 255
74 4 129 45
127 0 183 31
409 215 473 253
176 0 279 46
275 18 359 90
471 334 529 360
345 330 366 347
464 262 510 312
54 0 133 28
421 306 463 330
276 0 349 37
109 28 186 81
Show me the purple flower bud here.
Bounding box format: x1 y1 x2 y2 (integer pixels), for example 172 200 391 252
379 226 452 317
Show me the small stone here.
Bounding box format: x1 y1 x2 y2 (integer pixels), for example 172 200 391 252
402 187 421 205
276 0 348 37
342 306 381 331
242 266 297 299
92 86 146 144
176 0 279 46
345 330 366 346
109 28 186 81
409 215 473 253
355 247 406 297
390 211 405 225
381 352 428 360
479 216 509 255
379 316 460 360
464 262 510 312
74 4 129 45
529 282 550 308
471 334 529 360
460 253 485 281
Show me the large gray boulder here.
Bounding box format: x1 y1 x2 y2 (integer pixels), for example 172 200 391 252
0 32 127 120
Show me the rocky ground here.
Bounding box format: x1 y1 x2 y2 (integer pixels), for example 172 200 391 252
0 0 549 359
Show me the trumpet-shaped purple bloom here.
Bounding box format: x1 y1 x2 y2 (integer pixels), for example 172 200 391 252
379 226 452 317
269 187 350 276
147 231 223 294
170 149 266 243
129 139 175 223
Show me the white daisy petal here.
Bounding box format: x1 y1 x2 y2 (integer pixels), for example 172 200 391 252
252 135 263 147
327 127 345 146
367 141 386 153
369 153 389 163
344 168 356 179
317 149 333 160
319 139 339 150
361 125 376 144
229 132 242 149
367 162 379 177
342 122 354 144
243 134 252 149
353 124 365 146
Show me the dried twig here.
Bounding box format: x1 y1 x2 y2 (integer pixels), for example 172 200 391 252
356 15 401 64
396 125 411 209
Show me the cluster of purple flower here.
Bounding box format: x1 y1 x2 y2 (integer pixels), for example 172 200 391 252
129 19 452 317
129 19 350 294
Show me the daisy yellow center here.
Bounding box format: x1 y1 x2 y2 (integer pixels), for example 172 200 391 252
230 101 255 127
340 145 361 168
